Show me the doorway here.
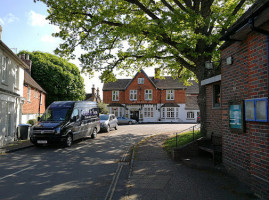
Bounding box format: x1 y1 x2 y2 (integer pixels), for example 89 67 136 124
130 111 139 122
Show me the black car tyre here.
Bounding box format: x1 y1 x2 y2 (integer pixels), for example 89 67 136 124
91 128 97 139
128 121 132 125
65 134 73 147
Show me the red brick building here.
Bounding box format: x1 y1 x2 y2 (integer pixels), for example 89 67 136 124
103 69 199 123
20 54 46 123
202 1 269 198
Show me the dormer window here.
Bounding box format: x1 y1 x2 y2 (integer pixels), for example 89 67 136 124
138 78 144 84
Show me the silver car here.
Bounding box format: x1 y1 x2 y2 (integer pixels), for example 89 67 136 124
117 117 137 125
100 114 118 132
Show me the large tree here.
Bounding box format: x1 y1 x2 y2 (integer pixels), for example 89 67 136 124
19 51 85 106
35 0 254 134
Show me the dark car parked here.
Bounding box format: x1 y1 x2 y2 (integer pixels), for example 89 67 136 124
117 117 137 125
100 114 118 132
30 101 100 147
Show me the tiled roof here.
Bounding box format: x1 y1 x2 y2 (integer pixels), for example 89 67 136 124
103 75 199 94
103 79 131 90
185 96 199 110
24 71 46 93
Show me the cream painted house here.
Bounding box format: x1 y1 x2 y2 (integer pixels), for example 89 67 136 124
0 26 29 147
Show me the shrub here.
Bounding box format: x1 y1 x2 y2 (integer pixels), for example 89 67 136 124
27 119 37 126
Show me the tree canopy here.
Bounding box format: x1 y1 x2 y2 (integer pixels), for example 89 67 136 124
36 0 254 83
19 51 86 106
35 0 255 134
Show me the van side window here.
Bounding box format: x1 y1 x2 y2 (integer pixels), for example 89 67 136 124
71 109 79 120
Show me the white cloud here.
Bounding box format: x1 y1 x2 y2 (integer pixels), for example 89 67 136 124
28 10 48 27
40 34 58 43
0 13 19 25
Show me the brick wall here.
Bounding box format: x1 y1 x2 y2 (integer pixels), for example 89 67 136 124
221 32 269 199
22 85 46 115
205 83 222 138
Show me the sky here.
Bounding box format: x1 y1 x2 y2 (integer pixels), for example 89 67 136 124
0 0 156 99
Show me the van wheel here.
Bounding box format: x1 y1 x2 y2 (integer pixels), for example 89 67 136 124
65 134 73 147
91 128 97 139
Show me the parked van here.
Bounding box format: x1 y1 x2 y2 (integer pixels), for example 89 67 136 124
30 101 100 147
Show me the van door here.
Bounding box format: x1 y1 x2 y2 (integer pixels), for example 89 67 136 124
70 108 81 140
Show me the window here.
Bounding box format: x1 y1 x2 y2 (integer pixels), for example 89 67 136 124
40 92 43 105
1 56 7 84
27 86 31 102
245 98 268 122
112 91 119 101
14 66 19 89
213 84 221 108
138 78 144 84
144 107 153 118
187 112 194 119
145 89 153 100
130 90 137 100
166 90 174 100
167 108 175 118
162 108 165 118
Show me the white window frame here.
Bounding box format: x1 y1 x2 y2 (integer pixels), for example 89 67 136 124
14 66 19 89
112 90 119 101
166 90 174 100
27 86 31 102
1 56 8 84
130 90 137 101
138 78 144 84
187 111 195 119
144 107 154 118
145 89 153 100
40 92 43 105
167 107 175 118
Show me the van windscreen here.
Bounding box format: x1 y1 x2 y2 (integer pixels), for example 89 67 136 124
41 107 73 122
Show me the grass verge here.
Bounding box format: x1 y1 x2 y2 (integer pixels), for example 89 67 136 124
163 130 201 154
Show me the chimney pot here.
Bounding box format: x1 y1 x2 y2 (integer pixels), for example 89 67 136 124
21 54 25 60
26 54 30 60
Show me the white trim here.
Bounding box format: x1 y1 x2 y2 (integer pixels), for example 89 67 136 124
201 74 221 86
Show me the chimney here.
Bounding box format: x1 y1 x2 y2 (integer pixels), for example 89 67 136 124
0 25 2 40
20 54 32 75
92 84 96 96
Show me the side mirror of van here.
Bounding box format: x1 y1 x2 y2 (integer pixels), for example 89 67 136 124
70 116 77 122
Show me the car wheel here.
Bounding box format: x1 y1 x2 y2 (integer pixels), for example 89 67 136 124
128 121 132 125
65 134 73 147
91 128 97 139
115 123 118 130
106 125 110 132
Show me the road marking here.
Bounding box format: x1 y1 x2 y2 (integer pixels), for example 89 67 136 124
105 144 131 200
0 165 36 181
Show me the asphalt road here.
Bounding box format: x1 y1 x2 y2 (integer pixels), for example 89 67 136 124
0 123 195 200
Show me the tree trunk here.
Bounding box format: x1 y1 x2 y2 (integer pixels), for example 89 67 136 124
197 83 207 137
195 61 208 137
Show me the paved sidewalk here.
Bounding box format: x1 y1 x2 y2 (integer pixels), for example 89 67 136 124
126 133 257 200
0 139 33 154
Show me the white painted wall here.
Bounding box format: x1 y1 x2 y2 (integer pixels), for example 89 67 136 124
0 48 25 147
